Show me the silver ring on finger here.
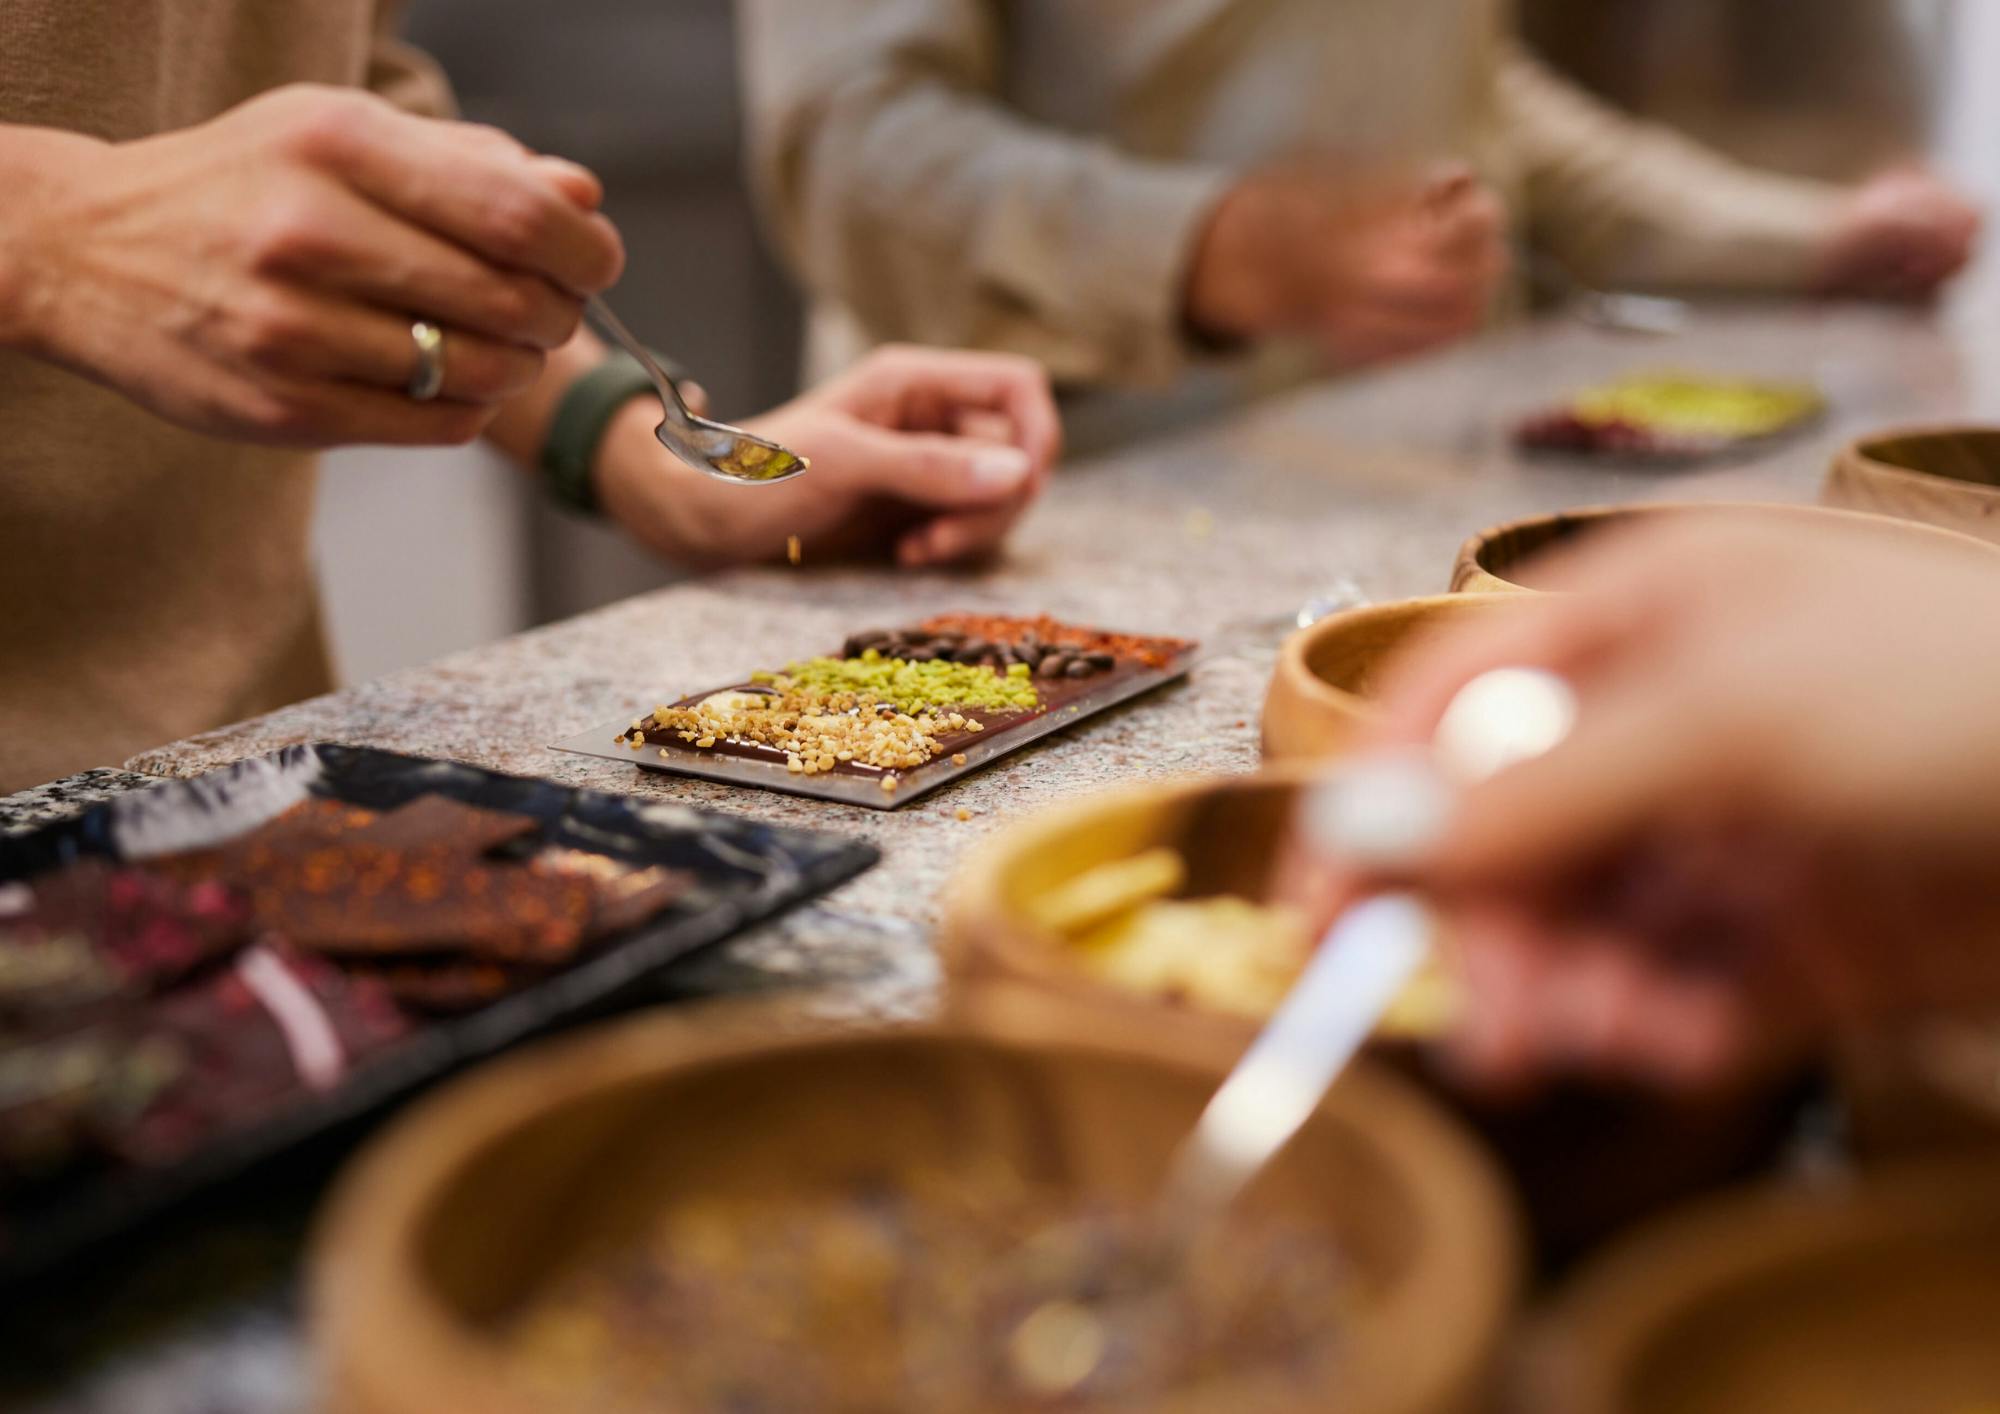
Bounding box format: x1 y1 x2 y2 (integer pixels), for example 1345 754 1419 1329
406 320 446 402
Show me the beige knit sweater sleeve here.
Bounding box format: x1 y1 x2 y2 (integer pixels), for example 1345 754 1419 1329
1499 42 1846 291
366 1 456 119
737 0 1232 388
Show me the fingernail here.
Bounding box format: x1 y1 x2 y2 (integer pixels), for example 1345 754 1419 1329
535 156 602 205
970 447 1032 488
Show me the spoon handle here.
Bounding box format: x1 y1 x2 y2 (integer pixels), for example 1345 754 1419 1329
585 295 697 427
1163 894 1433 1222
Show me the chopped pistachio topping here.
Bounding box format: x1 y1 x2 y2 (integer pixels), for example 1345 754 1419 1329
750 652 1039 713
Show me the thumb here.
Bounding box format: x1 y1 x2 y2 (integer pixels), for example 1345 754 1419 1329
844 427 1036 509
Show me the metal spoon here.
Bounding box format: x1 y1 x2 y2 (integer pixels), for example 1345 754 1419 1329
585 296 808 485
1166 666 1579 1223
1521 245 1692 337
1003 668 1577 1396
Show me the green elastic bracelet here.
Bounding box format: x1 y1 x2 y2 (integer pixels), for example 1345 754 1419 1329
539 350 682 515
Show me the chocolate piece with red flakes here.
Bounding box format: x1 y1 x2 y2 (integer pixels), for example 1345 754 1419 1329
1 946 408 1183
105 946 409 1168
0 861 251 1021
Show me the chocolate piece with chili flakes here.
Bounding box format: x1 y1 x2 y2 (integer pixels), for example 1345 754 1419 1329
338 957 542 1014
342 795 544 855
226 842 598 964
149 793 593 965
0 862 251 1022
155 795 543 876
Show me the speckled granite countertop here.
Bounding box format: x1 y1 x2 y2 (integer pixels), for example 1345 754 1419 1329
6 298 1996 1411
122 303 1977 930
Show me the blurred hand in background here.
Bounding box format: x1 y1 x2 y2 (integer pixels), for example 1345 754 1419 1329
595 344 1060 569
1186 164 1509 370
1324 519 2000 1091
1815 167 1983 300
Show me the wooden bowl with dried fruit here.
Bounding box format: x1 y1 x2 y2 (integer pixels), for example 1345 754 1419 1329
940 766 1457 1042
942 772 1830 1265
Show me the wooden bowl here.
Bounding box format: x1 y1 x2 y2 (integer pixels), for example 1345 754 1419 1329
1262 595 1534 762
941 766 1326 1023
942 774 1813 1267
1451 501 1995 594
1524 1157 2000 1413
312 995 1520 1414
1826 426 2000 542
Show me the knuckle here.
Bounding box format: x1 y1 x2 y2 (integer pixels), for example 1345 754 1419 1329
465 123 529 158
868 343 921 373
274 87 378 166
480 185 556 263
245 195 330 273
234 292 315 365
474 277 539 335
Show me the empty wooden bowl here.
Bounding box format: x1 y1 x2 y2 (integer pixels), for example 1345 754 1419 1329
1451 501 1994 593
1262 594 1533 762
1524 1156 2000 1414
1825 426 2000 542
312 995 1519 1414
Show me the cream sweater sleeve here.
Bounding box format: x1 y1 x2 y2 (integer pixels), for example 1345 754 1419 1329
737 0 1232 387
1499 43 1847 292
366 1 456 120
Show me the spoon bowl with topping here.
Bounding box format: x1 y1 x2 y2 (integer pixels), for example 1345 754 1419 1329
586 296 807 485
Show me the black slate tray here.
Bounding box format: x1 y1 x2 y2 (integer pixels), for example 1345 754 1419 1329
0 744 877 1288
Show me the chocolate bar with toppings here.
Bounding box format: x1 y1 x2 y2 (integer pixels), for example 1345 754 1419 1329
1513 372 1824 464
561 614 1197 808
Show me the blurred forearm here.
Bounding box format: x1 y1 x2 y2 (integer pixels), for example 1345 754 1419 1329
1500 44 1845 291
737 0 1230 387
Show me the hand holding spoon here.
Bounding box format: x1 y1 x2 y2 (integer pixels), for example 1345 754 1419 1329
1004 667 1578 1397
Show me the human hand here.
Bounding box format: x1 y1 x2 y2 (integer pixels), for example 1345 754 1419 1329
596 344 1059 569
1815 168 1981 301
5 84 624 445
1330 518 2000 1090
1186 163 1508 368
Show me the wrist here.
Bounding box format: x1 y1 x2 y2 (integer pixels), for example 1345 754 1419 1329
1183 179 1284 344
593 397 729 563
0 127 110 355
